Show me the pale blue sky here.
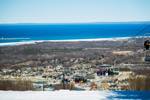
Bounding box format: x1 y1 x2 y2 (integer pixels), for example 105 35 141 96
0 0 150 23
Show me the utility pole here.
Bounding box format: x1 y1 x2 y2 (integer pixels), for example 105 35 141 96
113 58 117 67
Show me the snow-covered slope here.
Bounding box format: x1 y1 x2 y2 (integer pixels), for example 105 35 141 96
0 90 114 100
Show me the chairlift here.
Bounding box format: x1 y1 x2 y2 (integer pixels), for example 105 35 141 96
144 40 150 50
143 37 150 62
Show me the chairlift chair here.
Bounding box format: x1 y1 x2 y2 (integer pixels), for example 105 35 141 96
144 39 150 62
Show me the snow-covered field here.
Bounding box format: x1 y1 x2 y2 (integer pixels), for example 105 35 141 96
0 90 114 100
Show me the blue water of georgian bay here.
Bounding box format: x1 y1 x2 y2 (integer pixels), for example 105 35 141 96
0 23 150 43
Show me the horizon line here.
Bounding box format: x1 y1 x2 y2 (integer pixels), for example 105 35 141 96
0 21 150 24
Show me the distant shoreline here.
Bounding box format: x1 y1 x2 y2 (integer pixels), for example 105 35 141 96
0 37 134 47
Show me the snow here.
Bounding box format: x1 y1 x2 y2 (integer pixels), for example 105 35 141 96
0 90 115 100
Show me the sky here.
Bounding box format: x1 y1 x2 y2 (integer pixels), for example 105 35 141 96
0 0 150 23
